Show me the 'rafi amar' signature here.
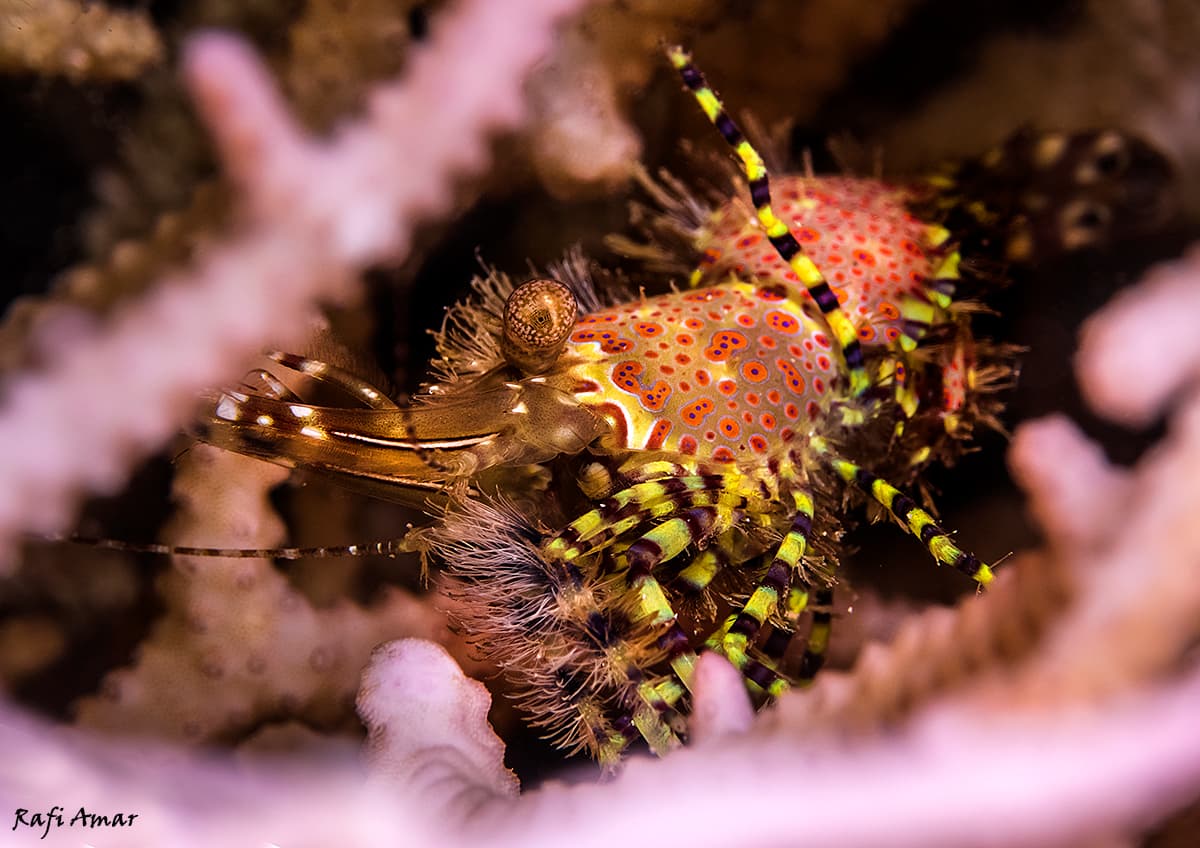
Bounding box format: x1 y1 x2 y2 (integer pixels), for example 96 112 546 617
12 806 139 840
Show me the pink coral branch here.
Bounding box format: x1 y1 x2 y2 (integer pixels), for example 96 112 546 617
6 641 1200 848
1077 245 1200 426
0 0 589 558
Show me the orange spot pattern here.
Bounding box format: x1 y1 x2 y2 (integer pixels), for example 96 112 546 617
611 361 672 411
704 330 748 362
680 398 716 427
646 418 673 449
765 311 799 334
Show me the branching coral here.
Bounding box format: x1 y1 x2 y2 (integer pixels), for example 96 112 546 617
73 445 453 742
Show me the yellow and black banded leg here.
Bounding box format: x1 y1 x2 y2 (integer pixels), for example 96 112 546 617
548 560 689 761
811 437 994 586
667 45 870 397
554 504 737 754
544 473 757 567
675 546 728 595
796 587 835 682
720 487 816 697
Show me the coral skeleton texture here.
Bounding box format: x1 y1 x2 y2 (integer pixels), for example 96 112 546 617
3 1 1200 847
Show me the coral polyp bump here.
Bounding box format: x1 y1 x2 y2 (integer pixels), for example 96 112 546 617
197 46 1171 764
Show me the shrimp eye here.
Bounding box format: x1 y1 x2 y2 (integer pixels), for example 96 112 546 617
502 278 577 373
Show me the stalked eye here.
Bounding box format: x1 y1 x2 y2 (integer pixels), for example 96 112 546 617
502 278 577 374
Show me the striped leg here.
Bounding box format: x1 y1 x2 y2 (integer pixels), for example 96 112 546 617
810 436 994 586
720 487 815 697
796 587 835 682
667 45 869 397
543 473 759 566
620 505 732 688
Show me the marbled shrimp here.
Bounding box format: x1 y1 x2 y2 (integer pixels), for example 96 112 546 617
190 46 1171 764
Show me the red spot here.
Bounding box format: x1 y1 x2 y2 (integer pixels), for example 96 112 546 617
767 390 782 404
760 412 776 430
719 417 740 439
755 285 787 301
761 336 777 349
712 447 736 463
749 435 769 453
737 233 763 249
610 361 672 411
814 333 831 349
685 317 705 330
717 379 737 396
646 418 672 450
857 324 878 342
745 392 760 406
884 327 902 342
784 403 799 420
600 337 634 354
796 226 820 243
696 370 711 387
742 411 754 423
680 435 698 455
704 330 749 362
680 398 716 427
766 311 799 335
879 301 900 320
854 249 876 266
735 313 755 328
775 359 807 395
816 354 832 371
813 377 826 394
676 332 695 346
741 360 768 383
807 401 821 419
